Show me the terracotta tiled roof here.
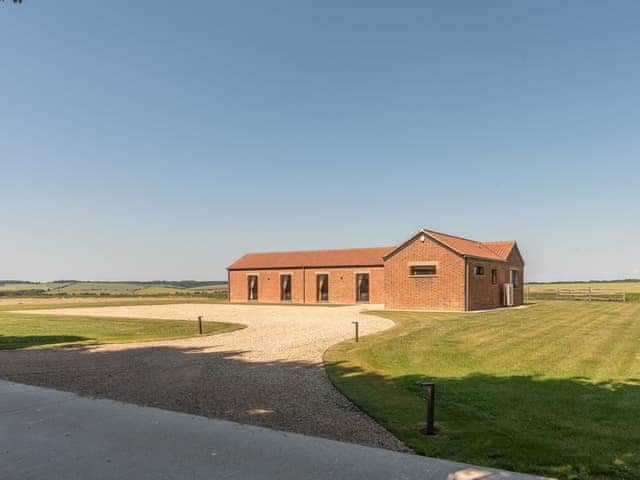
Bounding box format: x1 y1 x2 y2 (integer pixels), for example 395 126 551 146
423 230 513 261
230 229 518 270
482 241 516 260
227 246 394 270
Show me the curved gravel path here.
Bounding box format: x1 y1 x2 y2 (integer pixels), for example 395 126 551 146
0 303 406 451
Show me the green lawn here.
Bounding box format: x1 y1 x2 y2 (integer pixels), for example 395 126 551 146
325 301 640 480
0 309 242 350
0 296 228 312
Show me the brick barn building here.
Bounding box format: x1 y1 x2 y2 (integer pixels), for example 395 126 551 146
227 228 524 311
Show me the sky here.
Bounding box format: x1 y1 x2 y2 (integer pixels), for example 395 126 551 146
1 1 639 282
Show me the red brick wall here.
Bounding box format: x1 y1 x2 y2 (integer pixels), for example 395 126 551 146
302 267 384 304
228 267 384 304
228 269 305 303
507 247 525 306
468 260 506 309
468 248 525 310
383 236 466 311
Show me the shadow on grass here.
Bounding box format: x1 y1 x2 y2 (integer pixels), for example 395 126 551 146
0 335 89 350
1 340 637 479
325 360 640 480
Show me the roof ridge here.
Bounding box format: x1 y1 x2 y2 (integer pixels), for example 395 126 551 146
240 245 396 256
483 240 516 244
421 229 507 261
228 245 393 270
423 229 484 244
426 229 514 248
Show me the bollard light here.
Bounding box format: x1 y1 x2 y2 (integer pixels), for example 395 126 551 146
421 381 436 435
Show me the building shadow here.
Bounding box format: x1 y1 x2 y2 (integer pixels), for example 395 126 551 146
326 359 640 479
0 335 89 350
1 342 638 478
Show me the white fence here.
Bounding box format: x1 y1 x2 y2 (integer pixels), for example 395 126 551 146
526 287 627 303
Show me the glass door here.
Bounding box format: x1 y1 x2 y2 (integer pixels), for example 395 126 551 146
247 275 258 301
280 274 292 301
356 273 369 302
317 274 329 302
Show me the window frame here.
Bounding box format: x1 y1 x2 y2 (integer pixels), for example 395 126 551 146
280 273 292 302
247 274 258 301
408 262 438 277
355 273 370 302
491 268 497 285
474 265 485 276
510 269 520 289
316 273 329 302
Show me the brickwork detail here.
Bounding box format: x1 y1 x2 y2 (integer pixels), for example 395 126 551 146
229 267 384 304
384 236 466 311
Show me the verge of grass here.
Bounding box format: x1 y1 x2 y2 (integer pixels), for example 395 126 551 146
0 296 229 312
0 310 242 350
324 301 640 480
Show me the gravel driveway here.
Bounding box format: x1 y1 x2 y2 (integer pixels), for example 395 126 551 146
0 303 406 451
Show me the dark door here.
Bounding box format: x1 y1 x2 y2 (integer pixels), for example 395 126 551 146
356 273 370 302
280 274 292 301
317 274 329 302
247 275 258 301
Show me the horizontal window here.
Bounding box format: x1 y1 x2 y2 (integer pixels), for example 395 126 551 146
410 265 436 276
475 266 485 276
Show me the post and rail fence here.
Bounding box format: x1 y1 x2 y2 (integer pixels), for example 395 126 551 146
525 286 626 303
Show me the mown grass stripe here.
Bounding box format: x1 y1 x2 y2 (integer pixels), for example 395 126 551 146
326 301 640 480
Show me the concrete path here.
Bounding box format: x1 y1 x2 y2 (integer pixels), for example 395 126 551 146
1 303 403 449
0 381 549 480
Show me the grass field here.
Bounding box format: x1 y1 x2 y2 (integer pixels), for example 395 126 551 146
0 280 228 298
0 297 241 350
0 296 229 311
325 301 640 480
527 281 640 293
526 281 640 302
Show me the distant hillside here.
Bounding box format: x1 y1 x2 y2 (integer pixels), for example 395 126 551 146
0 280 227 298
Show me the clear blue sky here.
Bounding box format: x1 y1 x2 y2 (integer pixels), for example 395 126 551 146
1 1 639 282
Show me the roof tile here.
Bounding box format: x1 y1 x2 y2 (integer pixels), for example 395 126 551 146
228 229 518 270
424 230 513 261
482 241 516 259
227 246 394 270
